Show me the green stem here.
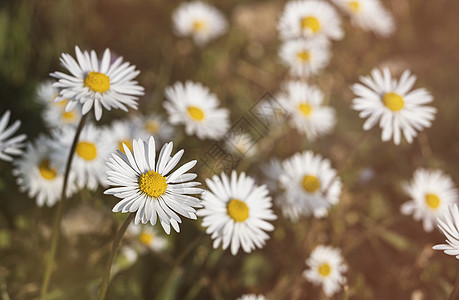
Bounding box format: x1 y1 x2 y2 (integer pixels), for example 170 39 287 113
98 213 135 300
40 113 88 299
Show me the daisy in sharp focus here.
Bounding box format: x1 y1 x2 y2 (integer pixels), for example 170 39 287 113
197 171 277 255
303 245 347 297
278 0 344 41
351 68 436 145
279 151 342 219
12 135 77 207
0 110 26 162
279 38 331 78
332 0 395 37
51 46 145 121
433 204 459 259
172 1 228 46
278 81 336 140
104 137 203 234
401 168 459 232
164 81 230 140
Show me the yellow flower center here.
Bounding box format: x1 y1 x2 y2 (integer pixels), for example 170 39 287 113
38 159 57 180
192 20 207 32
76 141 97 161
298 103 313 117
297 51 310 62
425 193 440 210
347 1 360 13
139 231 154 246
318 263 331 277
301 16 321 33
382 92 404 111
138 171 168 198
84 71 110 93
302 175 320 193
61 110 77 122
118 140 133 154
227 198 249 222
187 106 205 121
145 120 160 133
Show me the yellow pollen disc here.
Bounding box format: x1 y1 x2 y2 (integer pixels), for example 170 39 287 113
61 110 76 122
347 1 361 13
145 120 160 133
118 140 133 154
382 92 404 111
39 159 57 180
84 71 110 93
298 103 313 117
318 263 331 277
192 20 207 32
301 16 321 33
297 51 310 62
139 232 153 246
76 141 97 161
227 198 249 222
187 106 205 121
138 171 168 198
302 175 320 193
425 193 440 210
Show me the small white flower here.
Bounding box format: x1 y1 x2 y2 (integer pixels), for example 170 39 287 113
278 0 344 41
236 294 266 300
401 169 459 232
132 114 175 146
279 151 342 219
279 38 331 77
0 110 26 162
278 81 336 140
12 135 77 207
351 68 436 145
51 46 145 121
104 137 203 234
332 0 395 37
303 245 347 297
197 171 277 255
127 223 167 252
433 204 459 259
224 133 257 158
172 1 228 45
35 80 59 107
164 81 230 140
106 119 141 154
259 158 283 192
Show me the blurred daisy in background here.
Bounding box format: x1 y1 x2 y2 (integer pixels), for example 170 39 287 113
224 132 257 158
197 171 277 255
164 81 229 140
279 151 342 218
0 110 26 162
259 158 283 192
112 245 138 276
236 294 266 300
303 245 347 297
106 119 141 154
433 204 459 259
172 1 228 46
278 81 336 140
278 0 343 41
127 223 167 252
35 80 59 107
133 113 175 146
401 168 459 232
105 137 203 234
51 46 145 120
13 135 77 207
279 38 331 77
351 68 436 145
51 123 112 190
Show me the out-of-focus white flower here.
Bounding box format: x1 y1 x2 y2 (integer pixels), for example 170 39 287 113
0 110 26 162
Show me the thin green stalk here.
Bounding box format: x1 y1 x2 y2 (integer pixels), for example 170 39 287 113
40 113 88 299
98 213 135 300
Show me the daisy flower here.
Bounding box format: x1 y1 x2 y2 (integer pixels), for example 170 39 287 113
303 245 347 297
197 171 277 255
12 135 77 207
106 119 141 154
132 113 175 146
35 80 59 107
51 124 113 190
51 46 145 121
259 158 283 192
279 38 331 77
0 110 26 162
104 137 203 234
224 132 257 158
351 68 436 145
278 81 336 140
401 168 459 232
164 81 230 140
172 1 228 46
433 204 459 259
278 0 344 41
42 100 82 129
127 223 167 252
236 294 266 300
332 0 395 37
279 151 342 218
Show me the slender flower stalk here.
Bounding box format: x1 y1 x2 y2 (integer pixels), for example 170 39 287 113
40 113 88 299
